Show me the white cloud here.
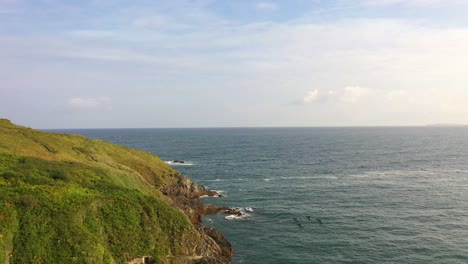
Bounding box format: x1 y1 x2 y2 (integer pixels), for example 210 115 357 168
304 86 372 105
341 86 371 103
256 2 278 11
303 90 320 103
69 97 112 111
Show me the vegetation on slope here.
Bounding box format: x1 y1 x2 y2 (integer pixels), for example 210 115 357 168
0 119 230 264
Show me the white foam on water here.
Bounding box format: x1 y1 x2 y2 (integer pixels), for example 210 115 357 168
204 178 246 182
348 174 372 178
232 178 246 182
280 175 338 180
165 161 195 166
224 213 251 220
224 207 253 220
199 190 225 198
213 190 226 197
225 215 243 220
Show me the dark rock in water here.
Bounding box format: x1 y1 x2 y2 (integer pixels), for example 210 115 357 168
173 160 180 163
207 190 220 197
179 160 185 163
224 208 243 216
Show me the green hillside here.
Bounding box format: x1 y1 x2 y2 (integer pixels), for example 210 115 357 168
0 119 231 264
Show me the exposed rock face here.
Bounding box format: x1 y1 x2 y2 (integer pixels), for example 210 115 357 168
161 173 218 199
128 256 155 264
160 173 232 263
201 227 233 260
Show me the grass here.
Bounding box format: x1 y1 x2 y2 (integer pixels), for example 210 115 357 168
0 119 205 263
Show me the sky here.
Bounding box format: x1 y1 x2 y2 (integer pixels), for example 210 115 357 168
1 0 468 128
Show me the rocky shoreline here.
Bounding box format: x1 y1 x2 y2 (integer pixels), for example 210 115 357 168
160 173 233 263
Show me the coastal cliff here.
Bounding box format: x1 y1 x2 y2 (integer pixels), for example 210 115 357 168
0 119 231 264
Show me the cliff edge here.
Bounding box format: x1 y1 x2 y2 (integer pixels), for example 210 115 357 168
0 119 231 264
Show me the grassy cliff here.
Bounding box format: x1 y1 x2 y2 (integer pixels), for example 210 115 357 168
0 119 231 264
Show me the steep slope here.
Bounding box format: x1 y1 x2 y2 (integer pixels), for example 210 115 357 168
0 119 231 264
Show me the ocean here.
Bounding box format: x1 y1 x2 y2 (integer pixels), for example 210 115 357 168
55 127 468 264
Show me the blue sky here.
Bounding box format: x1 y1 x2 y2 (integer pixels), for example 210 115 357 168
1 0 468 128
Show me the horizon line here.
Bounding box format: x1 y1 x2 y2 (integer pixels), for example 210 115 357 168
42 124 468 130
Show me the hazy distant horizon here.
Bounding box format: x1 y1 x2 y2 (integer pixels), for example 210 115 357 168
40 124 468 130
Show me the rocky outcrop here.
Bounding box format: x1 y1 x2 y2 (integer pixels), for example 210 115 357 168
223 208 243 216
180 226 232 264
201 227 232 260
160 173 233 263
161 173 218 199
128 256 155 264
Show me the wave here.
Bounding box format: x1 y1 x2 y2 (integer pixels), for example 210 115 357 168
165 161 195 166
202 178 249 183
244 207 254 212
348 174 372 178
225 214 249 220
347 169 445 179
204 179 224 182
232 178 248 181
213 190 226 197
280 175 338 180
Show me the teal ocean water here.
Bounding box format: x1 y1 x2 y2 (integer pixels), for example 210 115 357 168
57 127 468 263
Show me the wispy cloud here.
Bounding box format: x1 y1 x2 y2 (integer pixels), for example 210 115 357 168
256 2 279 11
303 90 319 103
133 15 168 27
303 86 371 105
68 97 112 111
68 30 116 38
340 86 371 103
364 0 467 7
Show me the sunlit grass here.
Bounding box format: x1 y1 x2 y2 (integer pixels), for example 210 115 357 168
0 119 202 263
